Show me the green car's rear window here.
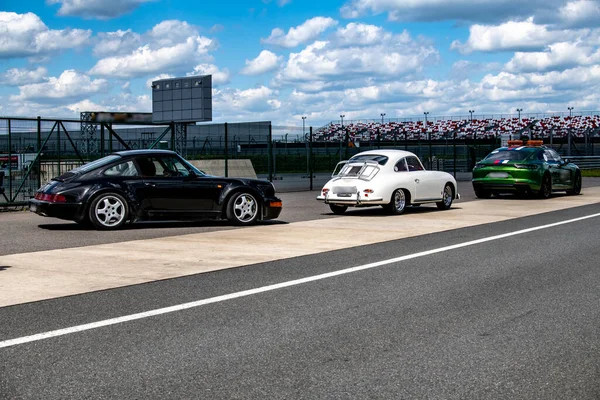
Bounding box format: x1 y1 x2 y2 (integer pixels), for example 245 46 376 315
484 149 537 162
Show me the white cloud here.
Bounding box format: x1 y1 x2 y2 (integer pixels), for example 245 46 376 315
93 29 142 57
274 23 438 88
89 36 214 78
241 50 282 76
10 70 108 103
0 12 91 59
214 86 280 113
537 0 600 28
451 18 575 54
1 67 48 86
262 17 338 48
188 64 231 85
147 20 199 47
47 0 154 19
90 20 216 78
506 41 600 73
340 0 562 23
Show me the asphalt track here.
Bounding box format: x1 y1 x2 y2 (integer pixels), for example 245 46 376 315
1 180 600 399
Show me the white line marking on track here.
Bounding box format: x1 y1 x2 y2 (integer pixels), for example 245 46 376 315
2 211 600 349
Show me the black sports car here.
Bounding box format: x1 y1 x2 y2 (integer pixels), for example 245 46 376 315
29 150 283 229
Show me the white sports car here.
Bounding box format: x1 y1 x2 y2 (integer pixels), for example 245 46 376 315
317 149 460 215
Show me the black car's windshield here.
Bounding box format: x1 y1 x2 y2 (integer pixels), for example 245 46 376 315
181 159 207 176
347 154 389 165
71 155 122 173
484 149 536 162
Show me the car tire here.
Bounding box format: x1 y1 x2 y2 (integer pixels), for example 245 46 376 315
385 189 407 215
329 204 348 215
88 192 129 230
436 183 454 210
538 173 552 199
566 172 582 195
226 192 260 225
474 187 491 199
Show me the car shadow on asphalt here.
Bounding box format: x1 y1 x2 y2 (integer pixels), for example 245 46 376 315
323 205 444 217
37 219 289 231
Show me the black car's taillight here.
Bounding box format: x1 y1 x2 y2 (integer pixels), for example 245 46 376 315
35 193 67 202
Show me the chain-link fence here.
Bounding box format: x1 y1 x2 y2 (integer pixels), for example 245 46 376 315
1 116 600 205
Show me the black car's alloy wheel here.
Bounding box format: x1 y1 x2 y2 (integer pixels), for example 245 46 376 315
226 192 260 225
89 193 129 230
329 204 348 215
436 184 454 210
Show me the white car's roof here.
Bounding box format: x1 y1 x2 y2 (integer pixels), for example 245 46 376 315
349 149 417 159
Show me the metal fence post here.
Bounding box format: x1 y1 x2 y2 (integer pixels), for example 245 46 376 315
170 121 175 151
57 120 61 176
453 129 457 178
224 122 228 177
309 126 313 191
268 124 273 182
37 116 41 189
8 118 12 201
100 123 105 157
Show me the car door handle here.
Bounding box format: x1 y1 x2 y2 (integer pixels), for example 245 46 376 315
144 182 156 187
415 179 420 183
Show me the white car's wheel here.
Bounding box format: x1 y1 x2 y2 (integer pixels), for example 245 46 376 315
385 189 407 215
436 183 454 210
329 204 348 215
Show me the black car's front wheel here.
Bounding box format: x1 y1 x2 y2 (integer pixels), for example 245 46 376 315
226 192 260 225
88 193 129 230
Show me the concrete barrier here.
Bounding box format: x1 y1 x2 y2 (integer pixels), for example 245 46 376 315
189 159 257 178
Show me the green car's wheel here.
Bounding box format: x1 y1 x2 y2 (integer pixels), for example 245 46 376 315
566 172 582 195
474 187 491 199
538 173 552 199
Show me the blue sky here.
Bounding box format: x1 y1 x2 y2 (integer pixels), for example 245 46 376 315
1 0 599 126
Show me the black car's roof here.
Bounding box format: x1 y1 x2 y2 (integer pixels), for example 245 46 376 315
112 149 178 157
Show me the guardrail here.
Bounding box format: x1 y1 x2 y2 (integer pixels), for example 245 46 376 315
568 156 600 169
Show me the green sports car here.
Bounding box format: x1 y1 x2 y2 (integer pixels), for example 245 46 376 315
472 145 582 199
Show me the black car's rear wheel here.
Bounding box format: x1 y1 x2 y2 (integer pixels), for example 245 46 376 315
538 173 552 199
436 183 454 210
226 192 260 225
329 204 348 215
89 193 129 230
566 172 582 195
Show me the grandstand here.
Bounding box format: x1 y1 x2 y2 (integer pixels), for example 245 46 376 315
314 113 600 143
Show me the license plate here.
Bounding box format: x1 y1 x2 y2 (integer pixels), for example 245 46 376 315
488 172 509 178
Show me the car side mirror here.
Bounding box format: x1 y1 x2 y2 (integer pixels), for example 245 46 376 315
562 158 570 165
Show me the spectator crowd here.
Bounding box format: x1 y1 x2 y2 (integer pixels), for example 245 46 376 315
313 115 600 142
